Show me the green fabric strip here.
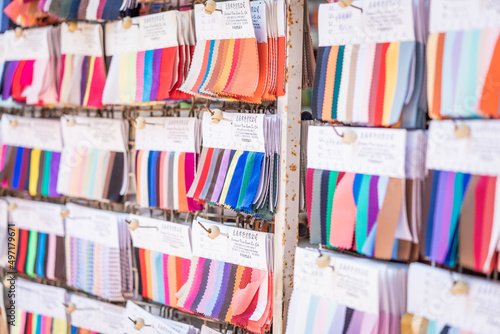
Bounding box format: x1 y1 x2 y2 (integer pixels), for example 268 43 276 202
326 171 338 248
26 230 38 277
236 152 256 210
42 151 51 196
355 174 371 251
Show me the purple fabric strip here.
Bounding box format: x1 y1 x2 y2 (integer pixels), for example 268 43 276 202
451 32 464 109
378 312 390 334
2 61 20 100
329 304 346 334
80 56 90 105
49 152 61 197
149 49 162 101
436 172 455 263
431 171 449 262
346 310 364 334
367 175 380 234
210 150 231 203
210 261 232 318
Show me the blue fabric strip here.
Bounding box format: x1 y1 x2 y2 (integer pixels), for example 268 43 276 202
142 50 154 102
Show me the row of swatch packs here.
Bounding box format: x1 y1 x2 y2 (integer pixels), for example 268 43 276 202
9 279 198 334
0 198 274 333
0 0 287 106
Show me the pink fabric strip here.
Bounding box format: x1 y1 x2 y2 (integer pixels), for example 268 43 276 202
75 148 88 196
46 234 57 280
1 145 6 187
135 52 146 102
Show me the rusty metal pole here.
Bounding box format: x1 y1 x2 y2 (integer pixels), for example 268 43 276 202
274 0 304 332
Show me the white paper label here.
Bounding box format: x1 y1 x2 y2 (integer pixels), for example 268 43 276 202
61 22 103 57
227 228 269 271
307 126 407 178
430 0 500 33
251 1 268 43
202 112 266 153
195 0 256 41
293 248 333 297
192 218 229 262
139 11 179 51
201 325 222 334
1 116 63 152
135 117 198 153
17 279 67 320
64 204 121 248
129 215 192 259
60 116 127 153
124 301 192 334
318 0 415 47
69 295 125 333
105 21 140 56
3 27 51 61
0 200 8 267
8 198 65 236
426 120 500 176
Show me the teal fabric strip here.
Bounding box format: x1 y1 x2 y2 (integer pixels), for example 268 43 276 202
236 151 256 210
155 251 165 305
331 46 345 120
142 50 154 102
355 174 371 251
326 171 338 248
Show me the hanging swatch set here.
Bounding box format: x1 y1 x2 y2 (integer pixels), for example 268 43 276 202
287 248 408 334
6 198 65 281
176 218 273 334
180 0 286 103
103 10 195 104
134 117 203 212
188 112 280 220
313 1 427 128
0 116 63 197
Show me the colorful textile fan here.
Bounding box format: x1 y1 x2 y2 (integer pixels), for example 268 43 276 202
286 248 408 334
3 0 55 29
57 116 129 202
134 117 202 211
6 198 66 281
69 295 125 333
188 112 280 220
407 263 500 334
64 203 133 302
59 22 105 108
427 1 500 119
129 215 192 307
180 0 286 103
125 301 199 334
306 126 424 260
424 120 500 274
177 220 273 334
312 1 427 128
103 10 195 104
42 0 133 21
0 116 63 197
0 26 60 105
11 279 68 334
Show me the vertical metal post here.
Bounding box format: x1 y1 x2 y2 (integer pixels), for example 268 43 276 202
274 0 304 333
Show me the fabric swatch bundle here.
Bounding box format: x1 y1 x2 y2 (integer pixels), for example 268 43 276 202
134 117 202 211
69 294 125 333
427 0 500 119
181 0 285 103
424 120 500 274
11 279 68 334
57 116 129 202
43 0 128 21
1 26 60 105
188 112 280 220
64 203 133 301
59 22 105 108
407 263 500 334
306 126 425 261
7 198 66 281
129 215 192 307
0 116 63 197
313 0 427 128
103 10 195 104
125 301 199 334
176 219 273 334
0 0 11 33
286 248 408 334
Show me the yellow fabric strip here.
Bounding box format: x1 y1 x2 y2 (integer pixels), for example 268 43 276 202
83 57 96 107
28 149 41 196
167 255 177 307
214 40 236 93
219 150 243 204
382 42 400 126
118 54 128 104
52 318 68 334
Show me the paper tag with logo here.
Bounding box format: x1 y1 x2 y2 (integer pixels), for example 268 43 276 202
69 295 125 333
227 227 270 270
8 198 65 236
61 22 103 57
3 27 51 60
1 116 63 152
192 218 229 262
17 279 67 320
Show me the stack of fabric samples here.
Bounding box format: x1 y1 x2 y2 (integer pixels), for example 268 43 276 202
57 116 129 202
312 0 427 128
306 126 424 261
59 22 106 108
188 112 280 220
427 0 500 119
11 279 68 334
1 26 60 105
134 116 202 211
424 120 500 274
0 116 63 197
103 10 195 104
6 198 65 281
286 248 408 334
69 294 125 333
128 215 192 307
64 203 133 302
177 219 273 334
406 262 500 334
124 301 199 334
